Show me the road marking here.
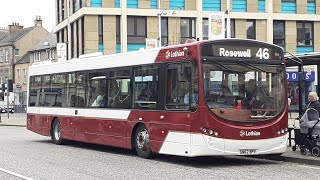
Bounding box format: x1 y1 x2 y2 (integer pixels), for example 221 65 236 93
299 165 320 170
0 167 35 180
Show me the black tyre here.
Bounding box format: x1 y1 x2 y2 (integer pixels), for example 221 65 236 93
52 119 64 145
292 146 296 151
311 147 320 157
134 124 152 159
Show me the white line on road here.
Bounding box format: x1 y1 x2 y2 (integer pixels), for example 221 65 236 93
0 167 35 180
299 165 320 170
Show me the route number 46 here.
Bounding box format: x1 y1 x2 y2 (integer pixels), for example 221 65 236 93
256 48 270 59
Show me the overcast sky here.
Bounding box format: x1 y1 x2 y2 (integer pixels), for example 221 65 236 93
0 0 55 32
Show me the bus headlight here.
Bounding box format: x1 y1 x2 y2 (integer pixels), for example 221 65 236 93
201 127 219 137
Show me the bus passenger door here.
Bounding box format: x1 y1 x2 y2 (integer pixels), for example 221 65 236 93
154 62 194 156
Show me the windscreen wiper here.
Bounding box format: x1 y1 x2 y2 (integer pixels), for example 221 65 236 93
238 60 270 73
203 58 243 73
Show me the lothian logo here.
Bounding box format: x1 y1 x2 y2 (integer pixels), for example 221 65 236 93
165 50 171 59
240 130 261 137
165 50 185 59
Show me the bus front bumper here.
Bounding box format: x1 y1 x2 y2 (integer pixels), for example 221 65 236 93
159 132 288 157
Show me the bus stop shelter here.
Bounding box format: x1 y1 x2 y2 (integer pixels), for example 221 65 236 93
285 52 320 116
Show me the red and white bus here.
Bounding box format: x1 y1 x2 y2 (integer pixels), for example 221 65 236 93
27 39 288 158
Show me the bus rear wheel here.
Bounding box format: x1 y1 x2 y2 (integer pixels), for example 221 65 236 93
134 125 152 159
52 119 64 145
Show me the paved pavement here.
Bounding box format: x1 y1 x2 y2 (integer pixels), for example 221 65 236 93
1 112 320 167
0 113 26 127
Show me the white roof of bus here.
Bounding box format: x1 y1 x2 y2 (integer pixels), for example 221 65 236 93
29 48 161 76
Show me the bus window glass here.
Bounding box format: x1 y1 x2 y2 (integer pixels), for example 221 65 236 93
166 63 192 110
51 74 68 107
88 72 107 108
76 73 87 108
203 62 285 122
134 65 159 109
107 68 132 109
68 73 77 107
29 76 41 106
41 75 52 106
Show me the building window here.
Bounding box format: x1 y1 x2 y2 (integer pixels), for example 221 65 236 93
127 0 138 8
57 0 60 23
0 50 3 62
98 15 104 53
116 16 121 44
273 21 285 47
203 19 209 40
15 49 20 56
297 22 313 46
48 49 55 60
91 0 102 7
282 0 296 14
180 18 196 44
23 69 26 83
127 16 147 44
71 22 74 58
62 0 65 20
5 49 8 62
225 19 235 38
258 0 266 12
80 0 83 8
76 20 79 58
81 16 85 55
203 0 221 11
73 0 77 13
5 68 8 78
246 20 256 40
17 69 20 81
169 0 185 10
33 52 41 62
161 17 168 46
151 0 157 9
115 0 121 8
232 0 247 12
307 0 316 14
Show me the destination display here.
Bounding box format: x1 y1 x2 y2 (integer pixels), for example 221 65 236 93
201 42 283 60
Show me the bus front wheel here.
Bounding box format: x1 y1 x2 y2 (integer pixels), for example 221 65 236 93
52 119 64 145
134 124 152 159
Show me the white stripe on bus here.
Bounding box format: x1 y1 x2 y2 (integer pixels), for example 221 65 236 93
28 107 131 120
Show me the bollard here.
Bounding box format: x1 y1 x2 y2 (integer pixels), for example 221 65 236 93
0 111 1 123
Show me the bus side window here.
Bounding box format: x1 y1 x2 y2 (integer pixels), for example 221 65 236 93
67 73 77 107
107 68 132 109
166 63 191 110
29 76 41 107
88 72 107 108
133 65 159 110
76 73 87 108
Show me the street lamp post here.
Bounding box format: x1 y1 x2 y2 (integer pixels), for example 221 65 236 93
157 10 167 48
157 0 167 48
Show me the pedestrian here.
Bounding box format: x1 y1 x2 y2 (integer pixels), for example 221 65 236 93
306 92 320 111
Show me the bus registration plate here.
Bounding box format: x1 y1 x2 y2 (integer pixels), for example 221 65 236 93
239 149 257 155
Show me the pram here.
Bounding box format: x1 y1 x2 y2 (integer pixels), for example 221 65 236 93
292 108 320 157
